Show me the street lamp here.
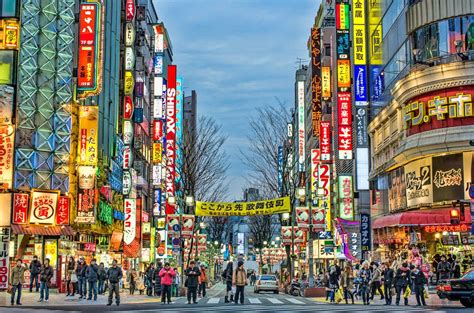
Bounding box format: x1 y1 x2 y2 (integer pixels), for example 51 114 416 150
263 240 268 246
185 195 194 207
297 187 306 200
168 196 176 205
282 213 290 220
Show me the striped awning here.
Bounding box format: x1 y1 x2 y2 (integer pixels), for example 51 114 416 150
11 224 75 236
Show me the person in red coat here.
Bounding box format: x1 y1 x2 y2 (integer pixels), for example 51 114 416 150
159 262 176 304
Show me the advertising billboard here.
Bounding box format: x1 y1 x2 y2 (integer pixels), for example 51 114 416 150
338 175 354 220
337 92 352 159
0 125 14 188
165 65 177 214
318 164 331 230
77 106 98 166
311 27 322 137
405 157 433 207
124 198 137 245
297 80 305 171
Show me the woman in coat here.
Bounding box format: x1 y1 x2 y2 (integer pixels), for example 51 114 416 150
340 264 354 304
39 258 53 303
358 261 371 305
223 261 234 303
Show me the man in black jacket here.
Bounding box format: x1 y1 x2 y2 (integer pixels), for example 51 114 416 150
106 259 123 306
29 256 41 292
154 262 163 296
412 266 427 306
86 258 99 301
185 260 201 304
145 264 155 296
394 262 411 306
76 258 88 299
382 262 394 305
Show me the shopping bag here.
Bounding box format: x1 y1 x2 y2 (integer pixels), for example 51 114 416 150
71 273 78 283
390 287 396 296
423 287 429 299
231 286 236 295
403 286 411 298
335 288 344 303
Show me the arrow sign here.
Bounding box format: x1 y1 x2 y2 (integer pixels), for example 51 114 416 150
123 96 134 120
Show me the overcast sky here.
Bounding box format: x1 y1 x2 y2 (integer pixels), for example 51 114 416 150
156 0 319 200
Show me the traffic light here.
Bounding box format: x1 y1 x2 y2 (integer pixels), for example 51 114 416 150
450 209 460 225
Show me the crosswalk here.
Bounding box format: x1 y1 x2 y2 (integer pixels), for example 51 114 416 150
171 296 313 306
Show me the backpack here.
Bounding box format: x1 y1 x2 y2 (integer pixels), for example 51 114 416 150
221 269 227 279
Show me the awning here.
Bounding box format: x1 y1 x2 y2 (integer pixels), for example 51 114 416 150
11 224 76 236
373 207 472 229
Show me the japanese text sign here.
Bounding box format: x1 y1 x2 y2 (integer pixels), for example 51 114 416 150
320 121 331 161
12 193 28 224
56 196 70 225
338 175 354 220
195 197 290 217
29 191 59 224
124 198 136 244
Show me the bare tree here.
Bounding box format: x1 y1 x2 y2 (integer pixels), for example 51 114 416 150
205 216 228 242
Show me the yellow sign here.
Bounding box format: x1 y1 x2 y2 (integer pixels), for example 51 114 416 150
152 142 162 163
322 67 331 98
0 19 20 50
369 0 382 65
78 106 99 166
337 60 351 88
44 239 58 268
195 197 291 216
124 71 134 95
352 0 365 25
353 25 366 65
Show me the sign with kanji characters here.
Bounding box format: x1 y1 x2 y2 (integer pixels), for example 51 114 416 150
296 207 309 228
313 239 335 259
338 175 354 220
403 87 474 136
360 213 371 253
336 30 350 60
320 122 331 161
124 22 135 46
29 190 59 224
153 120 163 141
322 66 331 99
0 19 20 50
311 27 322 137
337 92 353 159
318 164 331 231
77 188 96 224
0 125 14 189
337 60 351 88
124 198 136 244
124 71 134 95
123 120 133 144
297 80 305 171
278 146 283 195
153 24 165 53
195 197 291 216
348 232 361 260
356 107 368 147
123 145 132 169
12 193 28 224
125 0 135 21
336 1 349 30
77 2 102 97
123 96 134 120
0 227 10 289
153 142 162 164
56 196 70 225
311 149 320 199
77 106 98 166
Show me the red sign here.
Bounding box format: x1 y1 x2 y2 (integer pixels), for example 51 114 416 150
123 146 131 169
12 193 29 224
424 224 470 233
153 120 163 141
165 65 177 215
182 215 195 237
296 207 309 228
337 92 352 159
77 3 99 89
84 243 96 252
56 196 70 225
404 86 474 136
123 96 134 120
320 121 331 161
77 188 96 224
126 0 135 21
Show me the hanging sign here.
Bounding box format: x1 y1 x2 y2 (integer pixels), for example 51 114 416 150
195 197 291 217
124 47 135 71
337 60 351 88
77 188 96 223
153 120 163 141
56 196 70 225
338 175 354 220
78 106 99 166
153 143 162 163
124 22 135 46
12 193 29 224
123 146 132 169
153 54 163 75
318 164 331 231
123 96 134 120
311 149 320 197
360 213 371 253
311 27 322 137
320 121 331 161
123 171 132 195
124 198 136 244
0 19 20 49
124 71 134 95
78 166 96 189
123 120 134 145
29 191 59 224
296 207 310 228
322 66 331 99
0 125 14 188
337 92 353 159
182 215 195 237
0 227 10 289
165 65 177 214
125 0 135 21
152 165 162 186
354 65 368 106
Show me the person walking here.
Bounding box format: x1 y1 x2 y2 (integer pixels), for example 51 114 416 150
250 271 256 286
437 256 451 281
223 261 234 303
106 259 123 306
97 262 107 295
172 267 180 297
159 262 176 304
451 256 461 279
412 266 427 306
66 256 76 297
328 261 340 303
76 258 87 299
370 262 384 301
154 261 163 297
185 260 201 304
340 265 354 304
38 258 53 303
145 263 155 296
382 262 395 305
359 261 371 305
10 259 27 305
127 267 138 295
198 264 208 297
86 258 99 301
394 262 411 306
233 260 246 305
29 256 41 292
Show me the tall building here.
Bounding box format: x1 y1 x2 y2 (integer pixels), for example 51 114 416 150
368 0 474 261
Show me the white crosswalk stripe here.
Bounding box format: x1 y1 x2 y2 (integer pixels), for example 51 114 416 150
207 297 220 304
248 297 262 304
267 297 284 304
285 298 305 304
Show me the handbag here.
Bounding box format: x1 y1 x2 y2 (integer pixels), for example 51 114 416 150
423 286 429 299
335 288 344 303
390 287 396 296
403 286 411 298
7 285 12 294
71 273 78 283
184 278 188 287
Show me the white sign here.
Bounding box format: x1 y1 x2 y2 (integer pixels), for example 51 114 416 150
123 121 133 145
0 227 10 289
124 22 135 46
297 81 305 171
152 165 162 185
153 98 164 119
237 233 245 254
77 166 96 189
123 198 136 244
123 146 132 169
130 168 137 199
154 76 163 97
123 171 131 195
124 47 135 71
405 158 433 207
29 191 59 224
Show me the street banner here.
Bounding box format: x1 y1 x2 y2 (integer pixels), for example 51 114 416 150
281 226 292 245
311 206 326 231
56 196 70 225
165 65 177 215
77 106 99 166
182 215 195 237
29 190 59 224
77 188 96 223
195 197 290 216
338 175 354 220
311 27 322 137
124 198 136 245
296 207 309 228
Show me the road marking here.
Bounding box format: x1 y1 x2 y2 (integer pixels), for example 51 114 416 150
249 297 262 304
285 298 305 304
267 297 284 304
207 297 220 304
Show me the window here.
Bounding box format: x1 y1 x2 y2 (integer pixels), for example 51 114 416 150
0 0 18 17
0 50 15 85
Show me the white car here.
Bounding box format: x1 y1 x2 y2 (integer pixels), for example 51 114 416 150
254 275 279 294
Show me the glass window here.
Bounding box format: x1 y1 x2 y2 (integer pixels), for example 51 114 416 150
0 50 14 84
0 0 18 17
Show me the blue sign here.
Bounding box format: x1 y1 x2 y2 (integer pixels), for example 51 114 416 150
371 65 384 100
153 188 162 216
172 224 180 232
354 65 367 105
113 210 125 221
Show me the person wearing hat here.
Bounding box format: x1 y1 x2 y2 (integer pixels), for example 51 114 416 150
232 260 247 304
198 264 208 298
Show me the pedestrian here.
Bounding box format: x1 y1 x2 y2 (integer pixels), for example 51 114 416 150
97 262 107 295
394 262 411 306
369 262 384 301
222 261 234 303
437 256 451 281
359 261 371 305
159 262 176 304
328 260 340 303
382 262 394 305
185 260 201 304
172 267 180 297
145 263 155 296
137 272 146 295
106 259 123 306
76 258 88 299
432 254 440 283
340 265 354 304
250 271 256 286
412 266 427 306
29 256 41 293
233 260 246 305
66 256 76 296
38 258 53 303
451 256 461 279
10 259 27 305
127 267 138 295
86 258 99 301
198 264 208 297
154 261 163 297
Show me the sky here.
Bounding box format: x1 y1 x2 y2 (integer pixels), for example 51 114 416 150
156 0 320 200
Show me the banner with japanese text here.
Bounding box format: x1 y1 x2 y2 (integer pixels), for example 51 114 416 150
77 106 99 166
195 197 290 216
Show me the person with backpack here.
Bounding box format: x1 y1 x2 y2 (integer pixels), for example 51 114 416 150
222 261 234 303
86 258 99 301
233 260 247 305
38 258 53 303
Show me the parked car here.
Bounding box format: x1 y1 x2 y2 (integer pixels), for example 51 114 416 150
254 275 279 294
436 270 474 307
